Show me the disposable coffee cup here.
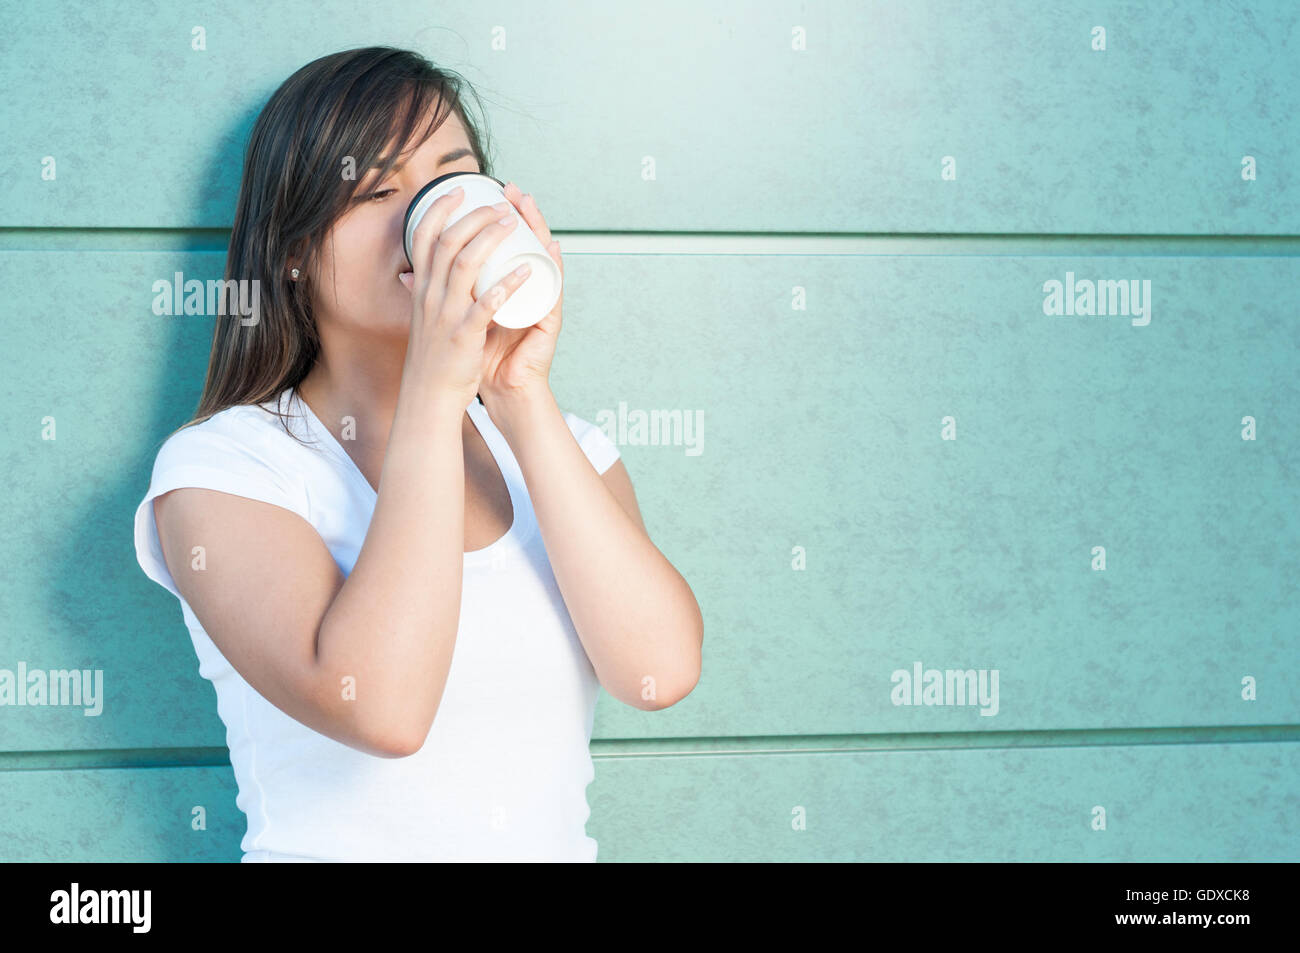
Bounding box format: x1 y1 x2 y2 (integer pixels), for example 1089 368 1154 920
403 171 561 329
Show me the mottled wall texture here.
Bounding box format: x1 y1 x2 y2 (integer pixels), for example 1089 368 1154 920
1 1 1297 861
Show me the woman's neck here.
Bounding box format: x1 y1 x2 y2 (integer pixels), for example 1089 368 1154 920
296 353 410 459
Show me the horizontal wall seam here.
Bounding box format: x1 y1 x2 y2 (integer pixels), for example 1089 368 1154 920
1 726 1297 771
2 230 1300 256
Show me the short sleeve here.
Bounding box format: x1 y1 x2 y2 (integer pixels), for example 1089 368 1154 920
562 411 621 475
133 423 310 599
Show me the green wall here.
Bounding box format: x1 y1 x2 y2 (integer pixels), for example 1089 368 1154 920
1 0 1296 860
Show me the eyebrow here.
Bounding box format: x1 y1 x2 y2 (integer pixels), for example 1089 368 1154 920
370 147 475 174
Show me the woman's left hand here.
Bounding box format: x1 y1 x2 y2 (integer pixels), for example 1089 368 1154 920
476 182 563 406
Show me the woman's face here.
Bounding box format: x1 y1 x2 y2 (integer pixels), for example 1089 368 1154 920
305 105 481 338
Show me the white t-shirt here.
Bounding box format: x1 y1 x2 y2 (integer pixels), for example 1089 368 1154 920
133 387 620 862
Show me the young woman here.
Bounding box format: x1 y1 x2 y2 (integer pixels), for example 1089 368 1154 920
133 46 703 862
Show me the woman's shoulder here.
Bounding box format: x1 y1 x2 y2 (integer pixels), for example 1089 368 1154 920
135 390 313 599
149 389 310 482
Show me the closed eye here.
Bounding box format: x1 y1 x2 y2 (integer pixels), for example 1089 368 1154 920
365 189 397 202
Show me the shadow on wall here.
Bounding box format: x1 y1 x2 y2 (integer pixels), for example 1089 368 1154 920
36 103 266 862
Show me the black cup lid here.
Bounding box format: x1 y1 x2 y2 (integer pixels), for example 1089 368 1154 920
403 171 506 267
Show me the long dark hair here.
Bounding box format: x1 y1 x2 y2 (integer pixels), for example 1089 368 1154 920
174 46 494 440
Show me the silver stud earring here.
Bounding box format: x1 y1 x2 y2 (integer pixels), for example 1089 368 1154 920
290 268 300 280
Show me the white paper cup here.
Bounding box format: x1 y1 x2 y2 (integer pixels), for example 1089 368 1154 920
403 172 560 329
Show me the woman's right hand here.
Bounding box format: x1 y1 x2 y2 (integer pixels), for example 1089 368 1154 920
398 186 531 406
